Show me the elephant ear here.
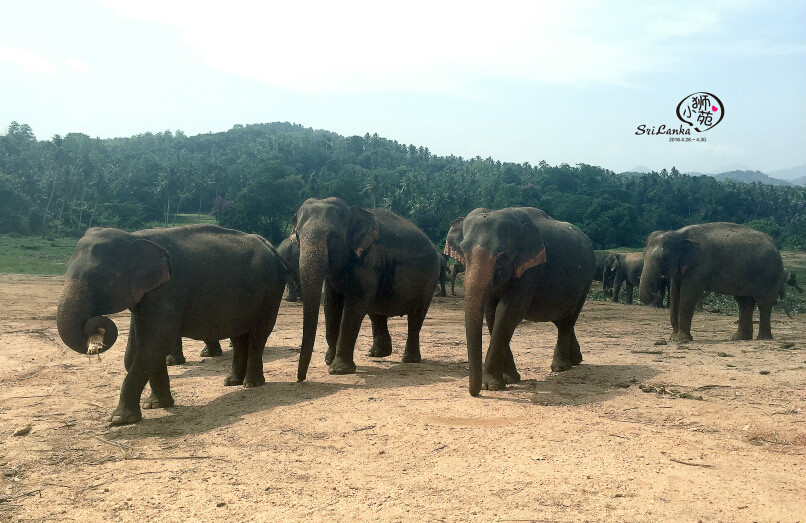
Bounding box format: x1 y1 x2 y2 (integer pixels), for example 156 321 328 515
130 239 172 304
444 217 465 264
609 255 621 272
289 212 299 243
348 206 379 258
678 239 700 274
513 216 547 278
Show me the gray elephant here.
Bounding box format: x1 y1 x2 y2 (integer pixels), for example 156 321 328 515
606 252 643 304
449 262 465 296
785 272 803 293
56 224 292 425
436 253 449 297
594 251 615 291
445 207 595 395
293 197 440 380
639 222 785 341
277 237 302 302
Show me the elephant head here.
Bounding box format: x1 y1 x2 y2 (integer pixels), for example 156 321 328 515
291 197 379 381
639 230 699 305
56 228 172 355
448 208 547 396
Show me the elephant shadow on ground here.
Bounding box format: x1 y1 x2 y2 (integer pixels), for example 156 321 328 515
503 363 659 406
353 357 469 389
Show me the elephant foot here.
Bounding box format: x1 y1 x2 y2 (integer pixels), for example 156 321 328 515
503 370 521 385
200 343 223 358
243 374 266 388
368 342 393 358
165 353 185 366
550 357 573 373
756 331 773 340
670 332 693 342
110 404 142 426
324 348 336 366
284 296 297 302
224 374 244 386
482 372 507 391
401 349 421 363
730 331 753 341
142 393 174 410
328 357 356 375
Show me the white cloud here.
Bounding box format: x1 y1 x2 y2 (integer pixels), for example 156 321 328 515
67 58 93 76
95 0 762 94
0 44 58 74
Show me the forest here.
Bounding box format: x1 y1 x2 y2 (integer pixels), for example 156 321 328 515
1 120 804 250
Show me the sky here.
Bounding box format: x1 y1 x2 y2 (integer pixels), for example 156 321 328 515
1 0 804 175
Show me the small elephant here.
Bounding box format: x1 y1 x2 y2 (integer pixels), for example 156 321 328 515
445 207 595 395
56 224 293 425
606 252 643 304
593 251 615 291
639 222 786 341
293 197 440 380
277 237 302 302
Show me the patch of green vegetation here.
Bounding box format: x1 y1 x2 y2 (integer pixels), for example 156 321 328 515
0 235 75 275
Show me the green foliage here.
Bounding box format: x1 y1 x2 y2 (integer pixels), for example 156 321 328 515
0 121 804 252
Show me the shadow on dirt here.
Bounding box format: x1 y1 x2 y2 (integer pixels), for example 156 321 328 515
505 363 659 406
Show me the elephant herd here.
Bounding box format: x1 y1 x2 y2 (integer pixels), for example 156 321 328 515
56 197 794 425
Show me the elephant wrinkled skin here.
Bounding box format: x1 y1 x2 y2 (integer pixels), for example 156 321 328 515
445 207 595 396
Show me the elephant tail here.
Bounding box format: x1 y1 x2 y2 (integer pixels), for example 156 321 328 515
257 235 301 291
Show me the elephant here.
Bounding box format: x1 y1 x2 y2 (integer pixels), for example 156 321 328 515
449 262 465 296
444 207 595 395
56 224 293 425
639 222 785 341
785 272 803 293
593 251 615 291
436 253 449 297
277 237 302 302
606 252 643 304
292 197 440 380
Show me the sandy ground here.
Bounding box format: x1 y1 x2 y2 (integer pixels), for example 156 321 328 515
0 274 804 523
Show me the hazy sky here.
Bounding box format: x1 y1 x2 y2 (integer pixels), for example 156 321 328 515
1 0 804 174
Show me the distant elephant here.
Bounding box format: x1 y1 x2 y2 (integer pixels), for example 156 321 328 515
606 252 643 304
449 262 465 296
293 197 440 380
56 224 293 425
436 253 449 297
785 272 803 293
445 218 466 296
277 237 302 302
445 207 595 395
639 222 785 341
594 251 615 291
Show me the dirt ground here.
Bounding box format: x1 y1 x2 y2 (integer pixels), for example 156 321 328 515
1 274 804 523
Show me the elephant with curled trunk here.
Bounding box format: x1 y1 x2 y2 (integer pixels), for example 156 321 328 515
639 222 785 341
445 207 595 396
293 197 440 380
56 224 292 425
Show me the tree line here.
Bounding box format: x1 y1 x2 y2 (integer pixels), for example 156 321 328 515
1 121 804 250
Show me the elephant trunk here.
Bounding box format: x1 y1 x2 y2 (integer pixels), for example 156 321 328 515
638 259 660 305
56 279 118 354
297 236 329 382
462 247 496 396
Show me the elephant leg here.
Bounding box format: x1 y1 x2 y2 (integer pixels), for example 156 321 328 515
243 301 280 388
551 319 579 372
323 283 344 366
200 339 223 357
328 299 369 375
732 296 755 341
756 296 774 340
224 333 250 385
569 328 583 366
402 302 431 363
669 278 681 337
124 321 138 372
611 274 623 302
625 282 634 304
450 272 457 296
142 350 175 411
483 295 528 391
672 285 700 342
368 314 393 357
285 276 299 302
485 298 518 383
165 337 185 366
